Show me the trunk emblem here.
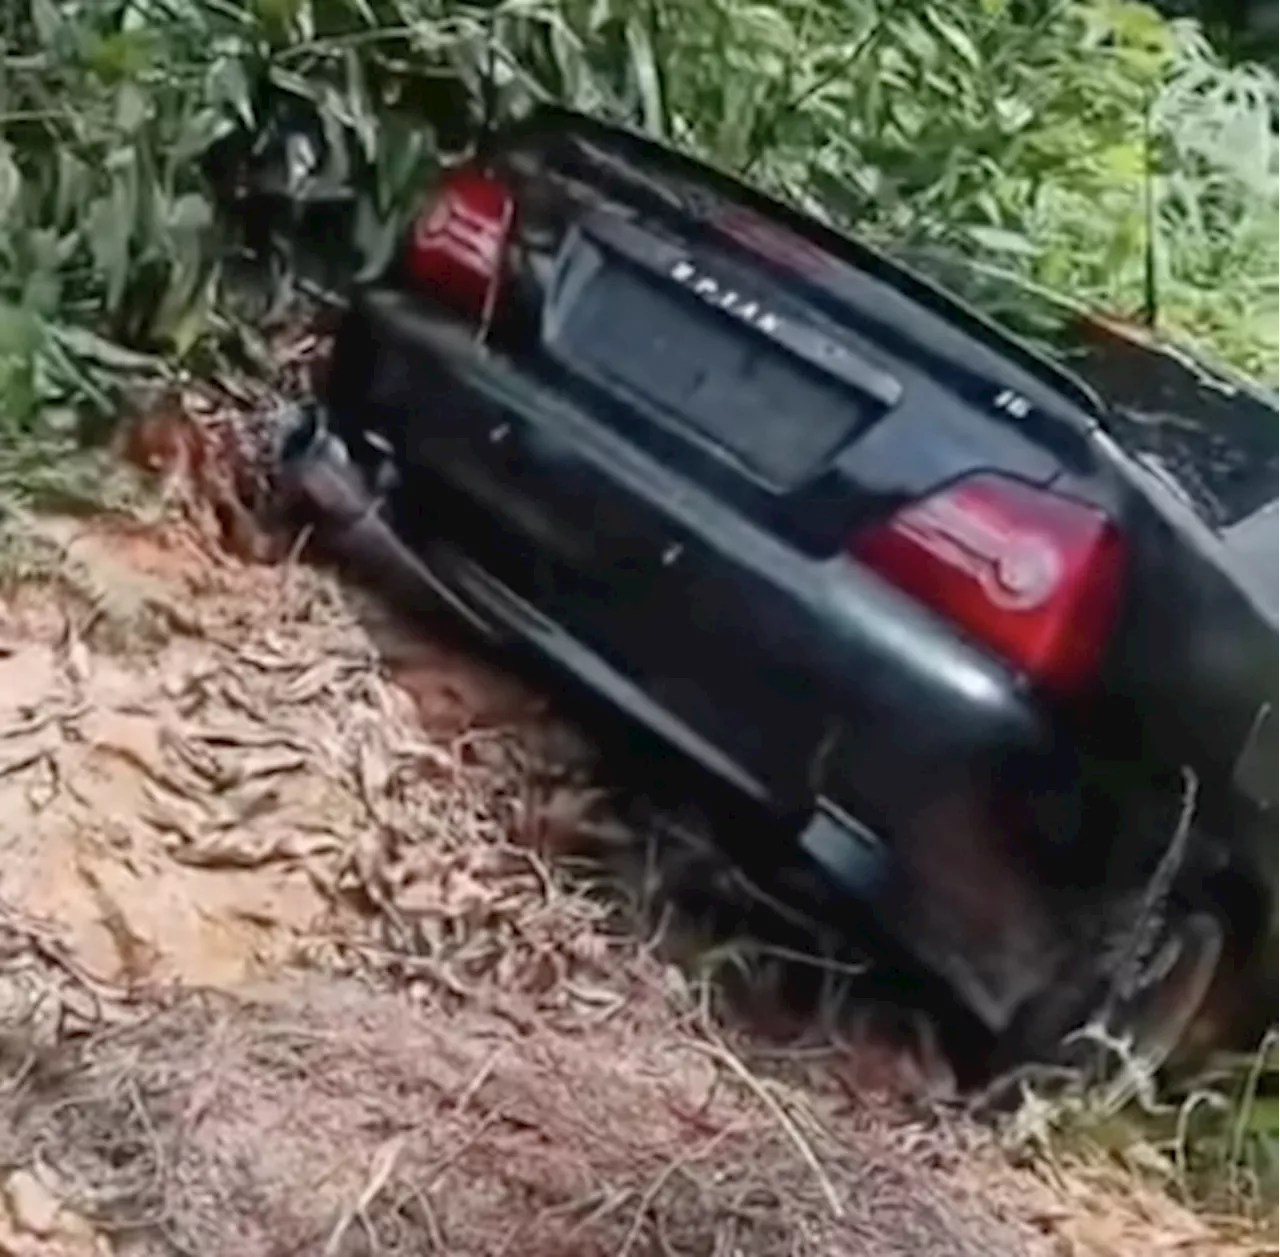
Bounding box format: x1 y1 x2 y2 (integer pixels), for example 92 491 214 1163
669 259 781 334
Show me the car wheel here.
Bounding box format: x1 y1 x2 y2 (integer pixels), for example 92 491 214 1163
1000 910 1225 1078
1103 911 1224 1073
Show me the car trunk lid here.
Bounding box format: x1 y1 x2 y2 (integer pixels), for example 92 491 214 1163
888 252 1278 545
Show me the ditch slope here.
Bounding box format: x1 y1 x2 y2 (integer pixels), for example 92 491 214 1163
0 407 1259 1256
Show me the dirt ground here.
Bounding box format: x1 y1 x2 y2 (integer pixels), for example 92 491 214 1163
0 492 1266 1254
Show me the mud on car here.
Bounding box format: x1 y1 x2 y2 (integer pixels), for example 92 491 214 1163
275 106 1278 1067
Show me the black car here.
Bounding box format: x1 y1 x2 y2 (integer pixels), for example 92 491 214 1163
280 106 1278 1065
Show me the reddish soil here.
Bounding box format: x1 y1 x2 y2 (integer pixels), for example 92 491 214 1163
0 403 1263 1256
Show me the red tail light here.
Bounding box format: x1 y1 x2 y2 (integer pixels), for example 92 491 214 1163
405 167 514 322
851 474 1124 693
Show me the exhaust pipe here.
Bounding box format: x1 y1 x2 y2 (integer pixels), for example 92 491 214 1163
277 405 498 640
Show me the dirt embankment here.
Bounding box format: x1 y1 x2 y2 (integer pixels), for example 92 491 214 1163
0 486 1261 1254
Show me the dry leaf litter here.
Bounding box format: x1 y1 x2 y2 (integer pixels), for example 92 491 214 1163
0 349 1259 1257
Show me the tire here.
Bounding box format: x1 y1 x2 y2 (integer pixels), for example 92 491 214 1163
999 910 1225 1078
1105 911 1224 1072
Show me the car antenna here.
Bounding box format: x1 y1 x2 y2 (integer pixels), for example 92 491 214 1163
1141 93 1159 330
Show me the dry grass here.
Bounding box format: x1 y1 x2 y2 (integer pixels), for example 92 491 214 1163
1 978 1061 1257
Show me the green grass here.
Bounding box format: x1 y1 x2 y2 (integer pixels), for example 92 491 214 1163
0 0 1274 464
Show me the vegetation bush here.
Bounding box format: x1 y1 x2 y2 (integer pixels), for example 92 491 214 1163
0 0 1275 1218
0 0 1274 449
